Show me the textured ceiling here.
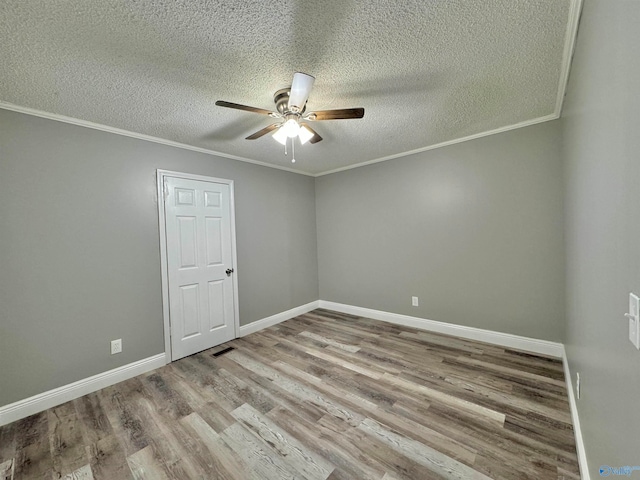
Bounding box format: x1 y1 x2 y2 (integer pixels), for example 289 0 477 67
0 0 578 175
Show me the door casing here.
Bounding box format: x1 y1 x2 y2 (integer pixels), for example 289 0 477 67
157 169 240 362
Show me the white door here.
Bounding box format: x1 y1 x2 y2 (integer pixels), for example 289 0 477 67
163 176 237 360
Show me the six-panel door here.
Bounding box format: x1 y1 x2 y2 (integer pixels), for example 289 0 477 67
164 177 236 360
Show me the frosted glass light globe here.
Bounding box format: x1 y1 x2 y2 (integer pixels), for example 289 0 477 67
282 118 300 138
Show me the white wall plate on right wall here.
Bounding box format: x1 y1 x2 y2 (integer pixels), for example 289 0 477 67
629 293 640 349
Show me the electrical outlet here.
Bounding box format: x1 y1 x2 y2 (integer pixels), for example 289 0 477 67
111 339 122 355
412 296 419 307
576 372 580 400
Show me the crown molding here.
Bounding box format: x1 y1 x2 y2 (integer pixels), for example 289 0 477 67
1 0 582 179
555 0 584 117
0 101 313 177
315 0 583 178
313 113 558 177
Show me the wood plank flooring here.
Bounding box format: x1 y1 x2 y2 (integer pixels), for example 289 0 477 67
0 309 581 479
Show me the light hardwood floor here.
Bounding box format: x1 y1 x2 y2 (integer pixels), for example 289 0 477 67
0 309 580 479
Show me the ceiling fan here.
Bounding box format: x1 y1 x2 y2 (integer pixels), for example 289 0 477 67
215 72 365 147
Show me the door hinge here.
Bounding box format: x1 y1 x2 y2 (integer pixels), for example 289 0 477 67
163 179 169 200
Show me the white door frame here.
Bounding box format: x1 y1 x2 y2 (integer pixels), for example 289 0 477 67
156 169 240 363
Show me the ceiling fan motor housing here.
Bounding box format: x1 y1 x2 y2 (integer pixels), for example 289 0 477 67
274 88 306 115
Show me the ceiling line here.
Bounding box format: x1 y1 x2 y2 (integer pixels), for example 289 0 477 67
313 113 559 177
0 101 313 177
1 0 583 177
1 0 583 181
2 101 563 178
554 0 584 117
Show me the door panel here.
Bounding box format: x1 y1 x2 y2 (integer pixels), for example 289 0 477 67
179 284 200 338
208 280 225 329
177 216 198 268
164 177 236 360
205 217 223 265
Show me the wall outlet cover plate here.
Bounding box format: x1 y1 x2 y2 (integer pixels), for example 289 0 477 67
630 318 639 349
111 339 122 355
630 293 639 317
630 293 640 350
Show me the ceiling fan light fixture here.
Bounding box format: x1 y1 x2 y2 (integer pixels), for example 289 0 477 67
216 72 364 146
298 125 314 145
282 118 300 138
272 127 288 145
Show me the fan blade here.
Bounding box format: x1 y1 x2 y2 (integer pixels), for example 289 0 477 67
245 123 281 140
301 124 323 144
215 100 273 115
309 108 365 121
289 72 315 112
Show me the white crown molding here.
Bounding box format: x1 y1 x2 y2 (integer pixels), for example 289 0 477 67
0 354 166 427
1 0 580 185
318 301 564 357
328 0 584 180
555 0 584 117
0 3 583 180
0 101 312 177
562 347 591 480
0 100 562 178
313 114 559 177
239 301 320 337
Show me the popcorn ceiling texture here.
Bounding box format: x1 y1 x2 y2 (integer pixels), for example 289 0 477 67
0 0 572 175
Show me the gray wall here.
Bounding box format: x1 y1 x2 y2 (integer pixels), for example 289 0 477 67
316 121 565 341
561 0 640 472
6 7 639 473
0 109 318 406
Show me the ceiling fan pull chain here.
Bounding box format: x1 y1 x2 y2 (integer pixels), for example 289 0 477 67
292 137 296 163
284 138 287 156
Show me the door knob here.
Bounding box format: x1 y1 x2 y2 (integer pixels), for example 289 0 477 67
226 268 234 276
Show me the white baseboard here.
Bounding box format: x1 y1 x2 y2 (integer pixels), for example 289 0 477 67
318 301 589 473
0 301 319 427
0 354 166 427
239 301 320 337
562 347 590 480
2 300 586 477
318 301 564 358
